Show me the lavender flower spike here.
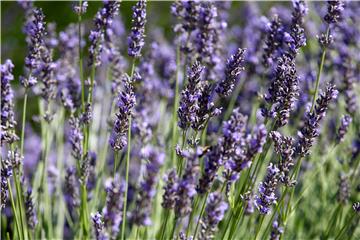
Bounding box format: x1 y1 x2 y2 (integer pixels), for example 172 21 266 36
1 158 12 209
20 8 46 88
25 188 38 230
132 148 164 226
162 169 178 210
109 74 136 151
102 175 124 237
89 0 120 66
270 220 284 240
270 131 296 187
178 61 204 130
199 192 228 240
73 1 88 15
91 212 108 240
69 116 83 160
128 0 147 58
175 148 201 217
324 0 344 24
216 48 246 97
337 173 349 204
296 84 338 157
336 115 352 143
255 163 280 215
1 59 18 145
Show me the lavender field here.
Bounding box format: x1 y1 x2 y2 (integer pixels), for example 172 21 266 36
1 0 360 239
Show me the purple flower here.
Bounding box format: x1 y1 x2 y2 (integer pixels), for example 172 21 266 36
1 60 18 145
0 158 12 209
64 167 80 210
171 0 200 54
287 0 308 58
296 84 338 157
270 131 296 187
178 61 204 130
25 188 38 229
337 173 349 204
175 148 202 217
200 192 228 240
69 116 83 160
162 169 178 210
226 124 267 187
270 220 284 240
73 1 88 15
216 48 246 97
128 0 147 58
89 0 120 66
102 175 124 237
336 115 352 143
195 2 222 70
262 14 284 68
20 8 47 88
263 54 299 128
255 163 280 215
132 148 164 226
197 145 222 194
324 0 344 24
91 212 108 240
109 74 136 151
192 80 221 131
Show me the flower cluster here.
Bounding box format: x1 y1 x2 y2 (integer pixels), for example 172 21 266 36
1 60 18 145
109 74 136 151
296 84 338 156
132 148 164 226
200 192 228 240
89 0 120 67
216 48 246 97
255 163 280 215
128 0 147 58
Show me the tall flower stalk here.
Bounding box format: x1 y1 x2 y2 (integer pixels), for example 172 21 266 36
121 1 147 240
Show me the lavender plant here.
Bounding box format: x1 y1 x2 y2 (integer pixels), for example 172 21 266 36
1 1 359 240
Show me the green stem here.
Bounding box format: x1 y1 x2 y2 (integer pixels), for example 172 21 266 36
121 116 132 240
171 46 181 168
170 217 178 240
13 172 27 240
78 0 85 112
335 212 356 240
193 192 209 240
159 209 170 240
7 179 22 240
254 215 265 240
20 92 28 155
310 27 330 112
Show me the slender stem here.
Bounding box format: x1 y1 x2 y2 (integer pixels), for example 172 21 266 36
121 114 132 240
310 27 330 112
20 92 28 155
335 212 356 240
80 184 90 238
121 57 136 240
113 151 119 178
193 192 209 240
254 215 265 240
171 46 181 168
78 0 85 112
186 196 200 237
159 210 170 240
13 172 27 240
170 217 178 240
7 179 22 240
